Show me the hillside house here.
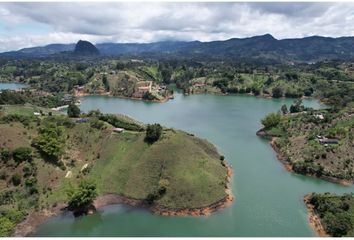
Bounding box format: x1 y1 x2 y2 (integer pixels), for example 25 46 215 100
76 118 88 123
194 83 206 88
133 81 152 98
74 85 85 93
319 138 339 145
113 127 124 133
314 113 324 120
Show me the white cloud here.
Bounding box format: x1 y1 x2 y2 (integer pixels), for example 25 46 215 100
0 2 354 52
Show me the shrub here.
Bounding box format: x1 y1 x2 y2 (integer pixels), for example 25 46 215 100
67 180 97 211
12 147 32 163
289 99 305 113
213 79 228 92
227 87 239 93
89 118 106 129
67 103 80 118
11 173 21 186
23 163 36 177
272 87 283 98
261 113 282 129
0 209 26 237
1 114 34 125
251 87 261 96
0 149 11 162
98 114 144 131
145 124 163 143
292 161 324 177
142 92 156 101
281 104 288 115
323 213 352 237
285 89 303 98
158 179 169 195
33 123 65 162
0 171 7 180
304 88 314 97
25 177 38 195
0 217 15 237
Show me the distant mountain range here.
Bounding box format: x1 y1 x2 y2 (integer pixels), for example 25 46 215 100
1 34 354 63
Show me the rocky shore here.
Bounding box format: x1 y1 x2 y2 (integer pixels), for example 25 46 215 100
303 194 329 237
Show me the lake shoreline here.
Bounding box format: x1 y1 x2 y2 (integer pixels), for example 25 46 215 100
75 91 173 103
303 194 329 237
12 164 233 237
256 129 352 186
186 89 321 102
11 203 67 237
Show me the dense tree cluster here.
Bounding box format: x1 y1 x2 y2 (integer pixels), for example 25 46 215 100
145 124 163 144
32 121 66 166
67 180 97 213
292 161 324 177
309 193 354 237
0 90 66 108
261 113 282 130
0 147 32 164
12 147 32 163
67 103 80 118
87 110 144 131
0 209 26 237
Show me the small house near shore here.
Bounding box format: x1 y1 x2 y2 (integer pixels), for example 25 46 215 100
113 127 124 133
314 113 324 120
316 135 339 145
76 118 88 123
319 138 339 145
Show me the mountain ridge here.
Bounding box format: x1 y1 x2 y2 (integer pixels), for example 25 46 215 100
1 34 354 63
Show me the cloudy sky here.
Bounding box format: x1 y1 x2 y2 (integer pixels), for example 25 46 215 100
0 2 354 52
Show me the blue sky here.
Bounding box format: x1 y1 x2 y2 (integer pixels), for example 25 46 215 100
0 2 354 52
0 22 52 37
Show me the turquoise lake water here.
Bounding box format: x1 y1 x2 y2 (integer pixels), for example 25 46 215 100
33 92 354 237
0 83 27 90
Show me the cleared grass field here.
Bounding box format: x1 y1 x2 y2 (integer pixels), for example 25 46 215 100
90 129 228 209
0 105 60 117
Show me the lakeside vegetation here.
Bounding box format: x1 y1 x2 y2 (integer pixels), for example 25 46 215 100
0 105 230 236
306 193 354 237
1 57 353 105
1 41 354 236
259 101 354 183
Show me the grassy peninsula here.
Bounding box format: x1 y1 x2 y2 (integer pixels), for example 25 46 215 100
0 105 231 237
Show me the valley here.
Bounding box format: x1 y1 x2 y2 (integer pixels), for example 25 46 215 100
0 37 353 237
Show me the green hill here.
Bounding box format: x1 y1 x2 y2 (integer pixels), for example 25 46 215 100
0 105 230 236
92 129 229 209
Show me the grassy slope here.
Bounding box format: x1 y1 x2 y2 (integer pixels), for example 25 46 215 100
1 105 228 219
0 105 60 117
90 129 228 209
